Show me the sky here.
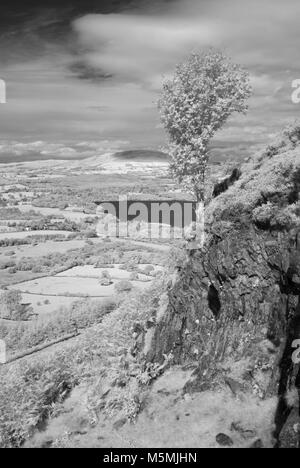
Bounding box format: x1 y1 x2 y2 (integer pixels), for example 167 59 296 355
0 0 300 162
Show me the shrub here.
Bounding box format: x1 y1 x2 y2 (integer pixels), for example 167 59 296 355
129 272 139 281
115 280 133 293
167 246 187 272
84 230 97 239
95 263 115 269
0 281 165 447
0 290 33 321
143 265 155 275
4 251 15 257
0 349 81 447
252 202 275 229
2 299 116 354
272 206 300 230
252 202 300 230
206 128 300 229
0 260 16 270
100 270 113 286
7 267 17 275
101 270 111 280
32 266 43 274
0 290 22 317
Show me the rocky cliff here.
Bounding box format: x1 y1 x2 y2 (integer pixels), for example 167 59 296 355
142 124 300 447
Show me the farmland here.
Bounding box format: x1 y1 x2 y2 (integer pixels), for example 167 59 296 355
0 158 174 360
0 153 225 448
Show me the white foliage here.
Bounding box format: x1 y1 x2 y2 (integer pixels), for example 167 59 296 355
158 49 252 201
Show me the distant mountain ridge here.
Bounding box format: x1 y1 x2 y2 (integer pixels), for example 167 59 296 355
0 149 169 165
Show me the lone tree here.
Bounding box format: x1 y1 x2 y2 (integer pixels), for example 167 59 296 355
158 49 251 245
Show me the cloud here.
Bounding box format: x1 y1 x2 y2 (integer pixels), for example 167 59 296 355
0 140 129 163
72 0 300 84
72 12 217 87
70 0 300 150
1 0 300 156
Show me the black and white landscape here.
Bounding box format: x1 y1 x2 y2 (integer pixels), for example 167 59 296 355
0 0 300 451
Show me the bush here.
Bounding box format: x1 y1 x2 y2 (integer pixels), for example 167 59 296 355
0 290 33 321
0 260 16 270
101 270 111 280
143 265 155 275
252 202 300 230
0 350 81 447
7 267 17 275
114 280 133 293
2 299 116 354
206 125 300 229
129 272 139 281
95 262 115 269
32 266 43 274
84 230 97 239
0 263 166 447
4 251 15 257
0 290 22 317
252 202 275 229
100 270 113 286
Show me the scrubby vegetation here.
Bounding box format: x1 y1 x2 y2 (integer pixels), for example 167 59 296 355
115 280 133 293
0 207 39 220
207 123 300 232
0 280 166 448
29 175 179 210
0 233 78 248
0 290 33 321
0 240 167 288
0 299 116 355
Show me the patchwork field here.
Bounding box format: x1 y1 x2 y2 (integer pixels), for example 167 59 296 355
9 276 120 297
0 239 88 261
13 294 80 315
9 274 149 295
0 158 178 448
55 265 154 280
2 261 164 315
0 230 73 240
18 204 98 222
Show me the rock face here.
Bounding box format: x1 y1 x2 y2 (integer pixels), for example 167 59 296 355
142 127 300 447
212 168 242 198
146 227 300 365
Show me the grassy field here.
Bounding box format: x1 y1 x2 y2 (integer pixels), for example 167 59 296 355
55 265 153 280
0 239 88 262
0 230 73 240
0 159 188 448
12 294 82 315
3 261 159 316
7 275 150 297
0 279 165 448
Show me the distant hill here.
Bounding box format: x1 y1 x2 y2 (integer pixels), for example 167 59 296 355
69 149 170 174
0 149 170 165
0 152 56 164
0 151 92 164
114 150 169 161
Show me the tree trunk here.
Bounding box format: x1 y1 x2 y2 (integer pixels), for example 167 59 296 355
185 190 205 250
195 195 205 249
194 171 206 249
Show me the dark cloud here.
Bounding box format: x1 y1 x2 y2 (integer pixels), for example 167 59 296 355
69 62 113 81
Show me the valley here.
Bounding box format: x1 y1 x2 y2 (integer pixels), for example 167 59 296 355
0 153 184 366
